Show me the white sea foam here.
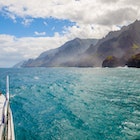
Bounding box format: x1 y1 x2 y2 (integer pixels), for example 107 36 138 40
10 94 16 98
34 76 39 80
116 65 128 68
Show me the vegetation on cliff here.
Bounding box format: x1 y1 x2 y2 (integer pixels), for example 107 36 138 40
102 56 120 67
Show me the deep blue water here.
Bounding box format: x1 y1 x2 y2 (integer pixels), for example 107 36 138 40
0 67 140 140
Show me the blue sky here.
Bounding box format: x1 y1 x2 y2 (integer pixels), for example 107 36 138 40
0 0 139 67
0 15 75 37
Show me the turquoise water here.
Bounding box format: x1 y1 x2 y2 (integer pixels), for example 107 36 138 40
0 67 140 140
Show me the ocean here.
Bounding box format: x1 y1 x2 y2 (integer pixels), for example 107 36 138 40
0 67 140 140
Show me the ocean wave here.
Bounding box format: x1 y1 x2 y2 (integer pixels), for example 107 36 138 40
1 67 139 140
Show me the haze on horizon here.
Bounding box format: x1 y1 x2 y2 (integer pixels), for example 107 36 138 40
0 0 140 67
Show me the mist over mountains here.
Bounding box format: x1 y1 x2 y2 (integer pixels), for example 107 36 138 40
19 20 140 68
21 38 98 67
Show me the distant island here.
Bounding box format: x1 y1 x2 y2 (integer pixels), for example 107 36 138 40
15 20 140 68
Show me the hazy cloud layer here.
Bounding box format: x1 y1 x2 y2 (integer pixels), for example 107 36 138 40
0 34 68 67
1 0 139 26
0 0 140 67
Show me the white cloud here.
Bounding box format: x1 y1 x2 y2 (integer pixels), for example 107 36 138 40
0 34 68 67
34 31 46 36
63 23 120 39
43 21 48 26
0 0 140 38
21 18 34 26
52 26 55 31
0 0 139 24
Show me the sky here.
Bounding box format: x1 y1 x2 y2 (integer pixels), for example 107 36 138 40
0 0 140 67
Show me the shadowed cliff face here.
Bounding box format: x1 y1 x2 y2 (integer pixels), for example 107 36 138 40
127 53 140 68
86 20 140 67
21 20 140 68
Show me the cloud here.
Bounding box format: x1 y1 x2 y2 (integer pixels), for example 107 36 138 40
94 7 138 26
21 18 34 26
0 0 139 38
34 31 46 36
0 34 68 67
43 21 48 26
62 21 121 39
0 0 139 25
99 0 119 3
52 27 55 31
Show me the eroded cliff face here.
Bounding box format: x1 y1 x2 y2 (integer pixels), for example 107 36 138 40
87 20 140 67
20 20 140 68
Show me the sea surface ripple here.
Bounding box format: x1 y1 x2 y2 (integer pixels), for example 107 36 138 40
0 67 140 140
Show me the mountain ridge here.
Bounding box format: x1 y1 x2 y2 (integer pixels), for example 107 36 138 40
19 20 140 68
22 38 98 67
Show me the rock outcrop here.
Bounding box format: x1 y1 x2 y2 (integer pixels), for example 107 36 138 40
127 53 140 68
102 56 120 67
